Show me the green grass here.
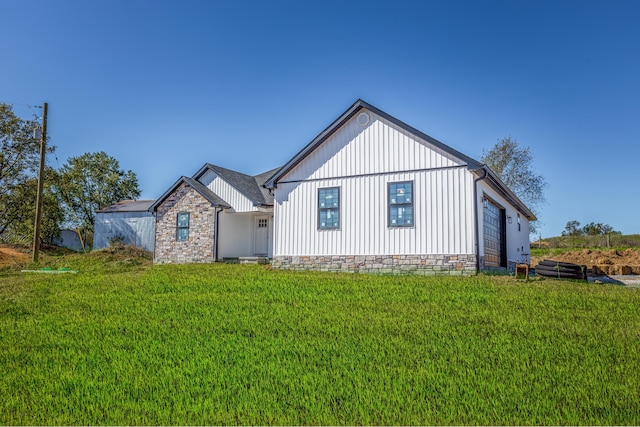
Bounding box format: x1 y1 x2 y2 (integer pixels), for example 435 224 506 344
1 256 639 425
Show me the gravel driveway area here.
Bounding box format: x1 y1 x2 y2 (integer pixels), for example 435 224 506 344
589 275 640 288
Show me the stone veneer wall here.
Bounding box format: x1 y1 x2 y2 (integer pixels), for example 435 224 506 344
154 183 217 264
272 254 477 275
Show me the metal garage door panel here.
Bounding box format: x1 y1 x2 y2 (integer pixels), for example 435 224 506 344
483 200 502 267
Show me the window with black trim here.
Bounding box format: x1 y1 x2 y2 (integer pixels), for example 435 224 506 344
318 187 340 229
388 181 414 227
517 213 521 232
177 212 190 241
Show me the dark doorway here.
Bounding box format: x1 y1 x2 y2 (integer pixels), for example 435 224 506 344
483 197 506 268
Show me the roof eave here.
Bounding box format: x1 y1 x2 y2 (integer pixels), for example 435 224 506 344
264 99 367 188
253 202 274 208
148 176 231 212
149 176 189 213
476 167 537 221
193 163 267 206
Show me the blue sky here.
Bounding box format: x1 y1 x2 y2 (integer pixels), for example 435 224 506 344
3 0 639 238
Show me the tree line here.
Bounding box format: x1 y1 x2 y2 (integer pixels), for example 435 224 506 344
1 103 140 245
559 220 622 248
562 220 620 237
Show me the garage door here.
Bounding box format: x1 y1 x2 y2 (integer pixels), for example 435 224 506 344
483 199 504 268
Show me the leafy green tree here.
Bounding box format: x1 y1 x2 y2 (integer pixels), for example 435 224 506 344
9 172 64 243
600 223 621 248
580 222 619 236
562 220 583 237
0 103 61 242
600 224 620 236
56 151 141 232
561 220 583 247
582 222 603 236
481 136 548 234
581 222 620 247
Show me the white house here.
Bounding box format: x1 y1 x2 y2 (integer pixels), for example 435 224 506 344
264 99 535 274
149 99 534 274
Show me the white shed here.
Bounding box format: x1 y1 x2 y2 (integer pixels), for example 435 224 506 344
94 200 156 252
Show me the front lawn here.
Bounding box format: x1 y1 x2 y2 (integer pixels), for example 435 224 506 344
1 259 639 425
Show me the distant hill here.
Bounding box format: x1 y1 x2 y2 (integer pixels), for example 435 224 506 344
531 234 640 250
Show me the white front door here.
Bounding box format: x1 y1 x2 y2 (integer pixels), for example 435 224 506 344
254 217 269 256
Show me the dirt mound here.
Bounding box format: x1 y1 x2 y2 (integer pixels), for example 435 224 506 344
1 243 152 271
86 244 152 261
532 248 640 275
0 245 32 267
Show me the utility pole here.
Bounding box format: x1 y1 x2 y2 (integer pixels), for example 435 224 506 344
32 102 48 263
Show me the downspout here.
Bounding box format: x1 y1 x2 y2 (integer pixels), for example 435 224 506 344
473 167 488 273
213 207 223 261
148 209 157 261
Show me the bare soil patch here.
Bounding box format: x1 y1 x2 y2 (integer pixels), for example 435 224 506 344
0 244 32 267
532 248 640 275
1 243 151 272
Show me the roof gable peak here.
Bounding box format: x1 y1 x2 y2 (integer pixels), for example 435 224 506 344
193 163 275 207
264 99 481 188
149 176 231 212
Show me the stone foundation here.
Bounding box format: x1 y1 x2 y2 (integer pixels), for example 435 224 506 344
272 254 477 275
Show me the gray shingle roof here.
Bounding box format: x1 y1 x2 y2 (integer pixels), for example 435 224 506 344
193 164 279 207
254 167 281 205
96 199 156 213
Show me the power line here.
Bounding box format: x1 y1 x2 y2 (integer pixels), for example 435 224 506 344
3 101 44 121
3 101 42 110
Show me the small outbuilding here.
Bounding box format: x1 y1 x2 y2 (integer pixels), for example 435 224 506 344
53 229 85 252
94 200 156 252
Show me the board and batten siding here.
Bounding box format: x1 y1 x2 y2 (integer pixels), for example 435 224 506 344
198 169 256 212
275 169 475 256
273 109 477 257
280 110 464 182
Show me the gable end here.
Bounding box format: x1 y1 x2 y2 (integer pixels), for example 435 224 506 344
149 176 230 213
264 99 483 188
